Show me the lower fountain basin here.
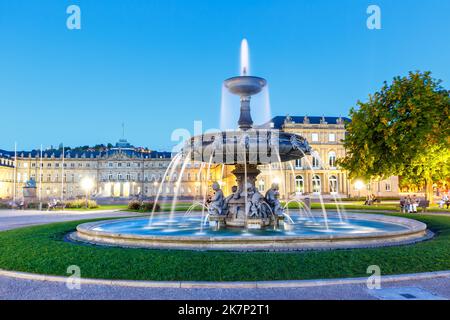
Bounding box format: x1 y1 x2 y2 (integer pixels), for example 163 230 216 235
73 212 429 251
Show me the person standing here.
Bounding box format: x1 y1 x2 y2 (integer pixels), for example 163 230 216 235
406 195 412 213
411 195 419 213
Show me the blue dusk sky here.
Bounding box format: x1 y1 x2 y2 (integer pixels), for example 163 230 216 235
0 0 449 151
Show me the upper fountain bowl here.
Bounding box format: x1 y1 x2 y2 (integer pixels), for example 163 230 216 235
224 76 267 96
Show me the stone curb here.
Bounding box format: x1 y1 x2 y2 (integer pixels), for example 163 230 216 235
1 269 449 289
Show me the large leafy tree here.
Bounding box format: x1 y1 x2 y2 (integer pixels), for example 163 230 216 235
340 71 450 200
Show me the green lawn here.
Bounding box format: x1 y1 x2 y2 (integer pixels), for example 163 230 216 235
285 201 450 213
0 212 449 281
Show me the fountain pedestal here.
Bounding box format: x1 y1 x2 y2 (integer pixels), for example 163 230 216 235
220 163 273 229
232 164 260 192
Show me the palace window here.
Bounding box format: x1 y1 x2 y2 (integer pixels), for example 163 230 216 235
312 154 320 168
385 182 391 192
329 133 336 142
295 175 304 194
295 159 302 169
258 180 265 192
328 152 337 168
329 175 338 193
312 175 321 193
311 133 319 142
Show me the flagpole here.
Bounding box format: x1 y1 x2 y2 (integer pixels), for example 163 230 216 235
13 142 17 204
61 145 65 206
39 145 43 205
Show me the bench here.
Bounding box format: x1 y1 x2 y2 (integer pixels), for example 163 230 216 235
418 199 430 212
47 202 66 211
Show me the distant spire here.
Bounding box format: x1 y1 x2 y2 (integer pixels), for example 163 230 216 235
122 122 125 138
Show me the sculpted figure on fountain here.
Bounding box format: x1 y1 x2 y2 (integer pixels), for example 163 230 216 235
209 182 224 216
265 183 284 216
250 186 266 218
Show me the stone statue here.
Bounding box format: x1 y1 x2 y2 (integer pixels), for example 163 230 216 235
284 114 293 124
208 182 224 216
249 187 265 218
265 183 284 216
224 186 239 204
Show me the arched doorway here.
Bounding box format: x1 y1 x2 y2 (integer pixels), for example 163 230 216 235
329 175 338 194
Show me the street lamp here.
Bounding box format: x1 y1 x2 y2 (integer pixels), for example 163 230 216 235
81 177 94 208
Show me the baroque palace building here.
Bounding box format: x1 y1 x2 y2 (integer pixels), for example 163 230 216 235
0 116 399 202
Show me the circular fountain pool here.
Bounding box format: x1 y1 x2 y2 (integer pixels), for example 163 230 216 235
73 211 429 251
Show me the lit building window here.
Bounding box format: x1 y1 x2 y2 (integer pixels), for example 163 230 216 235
329 175 338 193
295 175 304 194
328 152 337 168
258 180 265 192
385 182 391 192
312 154 320 168
312 175 321 193
329 133 336 142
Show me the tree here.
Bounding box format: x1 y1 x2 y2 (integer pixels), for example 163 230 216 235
339 71 450 200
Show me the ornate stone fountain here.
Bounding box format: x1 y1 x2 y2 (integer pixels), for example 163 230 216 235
73 40 429 251
183 40 311 229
